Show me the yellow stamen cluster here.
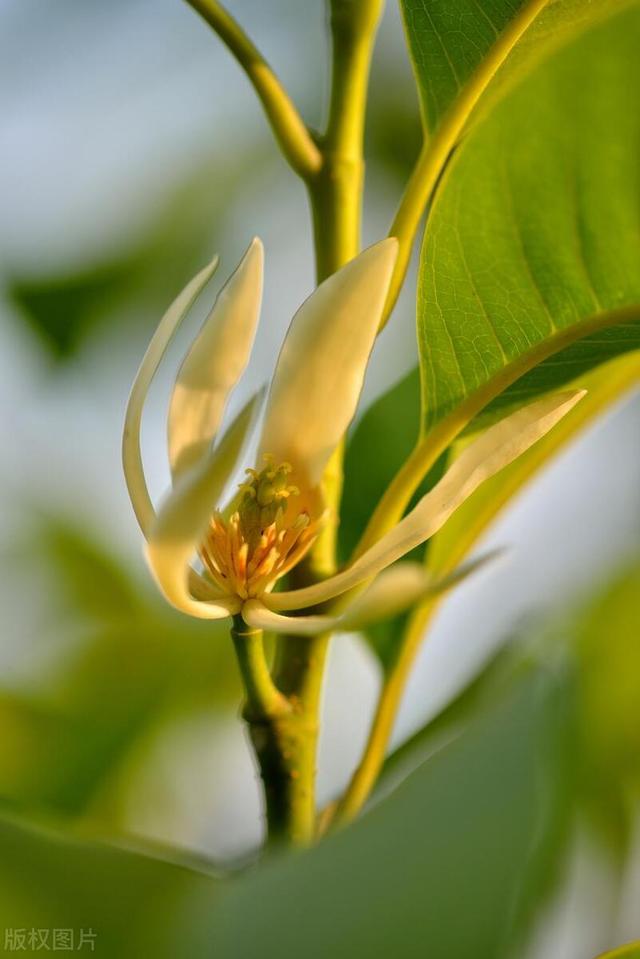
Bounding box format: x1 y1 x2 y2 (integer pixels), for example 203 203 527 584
200 455 321 599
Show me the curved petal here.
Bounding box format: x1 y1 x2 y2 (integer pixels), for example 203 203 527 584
266 390 586 611
168 238 263 480
337 550 503 628
244 551 501 635
145 391 263 619
258 238 398 490
242 601 330 635
123 256 219 535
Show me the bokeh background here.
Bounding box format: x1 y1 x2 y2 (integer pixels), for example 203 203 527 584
0 2 639 956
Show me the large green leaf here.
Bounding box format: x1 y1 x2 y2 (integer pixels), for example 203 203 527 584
189 676 567 958
401 0 524 132
416 7 640 434
372 561 640 945
0 813 220 959
400 0 634 136
383 558 640 857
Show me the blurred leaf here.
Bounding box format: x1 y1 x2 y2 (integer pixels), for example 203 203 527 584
0 517 240 824
401 0 634 136
0 812 221 959
381 558 640 889
361 609 411 671
416 7 640 436
573 562 640 853
35 518 141 622
8 261 139 359
378 640 534 789
185 674 569 959
6 143 267 361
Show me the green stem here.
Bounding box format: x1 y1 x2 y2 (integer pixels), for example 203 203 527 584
330 598 436 825
267 0 384 842
231 617 319 845
230 618 288 720
184 0 321 179
309 0 385 279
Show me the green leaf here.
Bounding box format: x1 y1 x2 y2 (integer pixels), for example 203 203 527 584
340 371 447 667
383 557 640 861
190 675 568 959
401 0 526 132
340 369 421 562
340 369 448 564
0 812 220 959
8 260 139 359
415 6 640 436
400 0 634 136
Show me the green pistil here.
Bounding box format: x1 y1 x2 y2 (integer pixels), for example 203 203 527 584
237 455 299 542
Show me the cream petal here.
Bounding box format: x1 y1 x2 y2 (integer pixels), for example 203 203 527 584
244 551 500 635
335 551 502 628
145 391 263 619
123 256 219 535
267 390 586 611
168 238 263 480
258 238 398 490
242 601 330 635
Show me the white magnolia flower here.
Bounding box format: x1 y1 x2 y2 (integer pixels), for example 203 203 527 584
123 238 585 635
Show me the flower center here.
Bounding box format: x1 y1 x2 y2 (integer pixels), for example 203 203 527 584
200 455 321 599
